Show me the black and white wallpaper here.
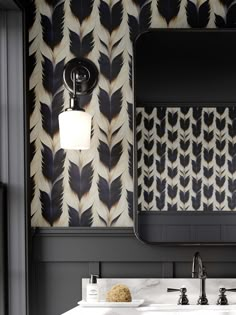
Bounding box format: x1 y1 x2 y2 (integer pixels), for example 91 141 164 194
28 0 235 227
137 107 236 212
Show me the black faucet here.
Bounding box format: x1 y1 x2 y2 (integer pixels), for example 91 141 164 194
192 252 208 305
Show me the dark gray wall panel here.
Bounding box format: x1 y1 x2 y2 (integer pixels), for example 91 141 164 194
101 262 163 278
31 228 236 315
33 262 87 315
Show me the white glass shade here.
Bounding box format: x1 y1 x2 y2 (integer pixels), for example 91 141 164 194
59 110 92 150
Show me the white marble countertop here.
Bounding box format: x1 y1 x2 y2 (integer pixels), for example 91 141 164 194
62 304 236 315
61 279 236 315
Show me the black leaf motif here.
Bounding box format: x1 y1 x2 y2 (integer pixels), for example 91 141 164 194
192 178 202 194
53 58 64 94
127 102 133 131
132 0 149 7
168 202 177 212
42 143 53 181
203 202 213 212
70 30 94 58
40 178 63 226
99 52 123 81
98 175 122 210
168 111 178 126
216 191 225 205
192 155 201 174
80 94 93 109
144 190 153 205
28 52 36 80
144 153 154 167
81 30 94 57
216 154 225 168
180 191 190 205
192 143 202 158
111 0 124 32
52 91 64 133
53 2 64 48
228 194 236 210
215 14 226 28
128 143 133 178
42 55 53 93
168 166 178 179
70 30 81 57
186 0 210 28
99 87 122 122
204 111 214 126
27 0 36 29
226 3 236 27
41 3 64 49
98 140 123 170
68 206 80 226
192 191 201 210
111 52 123 81
70 0 94 24
99 0 123 34
41 14 52 48
144 175 154 188
140 1 152 32
129 55 133 88
203 166 213 178
69 161 94 200
53 149 66 182
80 207 93 226
203 184 213 199
156 193 166 210
68 206 93 226
127 190 133 219
156 157 166 174
29 87 36 116
30 175 36 203
30 140 36 164
41 91 64 136
216 175 225 188
228 157 236 173
157 0 181 24
128 14 139 43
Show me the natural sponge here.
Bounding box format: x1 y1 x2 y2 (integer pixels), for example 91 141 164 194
106 284 132 302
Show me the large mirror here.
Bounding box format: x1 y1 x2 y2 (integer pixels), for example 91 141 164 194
134 29 236 244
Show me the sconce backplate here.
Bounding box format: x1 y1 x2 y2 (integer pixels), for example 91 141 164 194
63 58 99 96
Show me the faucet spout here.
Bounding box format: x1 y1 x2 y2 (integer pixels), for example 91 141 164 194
192 251 206 279
192 252 208 305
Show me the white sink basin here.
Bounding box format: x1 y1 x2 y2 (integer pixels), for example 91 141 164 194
138 304 236 314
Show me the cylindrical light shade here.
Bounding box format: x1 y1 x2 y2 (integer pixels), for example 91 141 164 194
59 110 92 150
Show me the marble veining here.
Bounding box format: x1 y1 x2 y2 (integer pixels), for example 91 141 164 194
82 279 236 305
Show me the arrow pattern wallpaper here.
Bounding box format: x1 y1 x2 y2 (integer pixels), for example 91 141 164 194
137 107 236 211
29 0 234 227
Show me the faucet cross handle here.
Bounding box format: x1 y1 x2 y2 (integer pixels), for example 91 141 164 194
167 287 189 305
217 288 236 305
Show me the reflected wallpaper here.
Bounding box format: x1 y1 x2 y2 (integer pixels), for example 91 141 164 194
137 107 236 211
29 0 234 226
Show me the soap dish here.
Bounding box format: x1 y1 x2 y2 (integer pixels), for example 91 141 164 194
78 299 144 308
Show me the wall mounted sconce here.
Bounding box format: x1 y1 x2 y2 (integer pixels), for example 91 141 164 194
59 58 98 150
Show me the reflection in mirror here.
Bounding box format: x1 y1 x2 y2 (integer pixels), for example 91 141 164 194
134 30 236 244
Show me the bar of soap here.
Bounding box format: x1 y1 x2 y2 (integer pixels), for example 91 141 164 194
106 284 132 302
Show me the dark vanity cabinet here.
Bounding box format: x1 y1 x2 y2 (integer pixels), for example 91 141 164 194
134 29 236 244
